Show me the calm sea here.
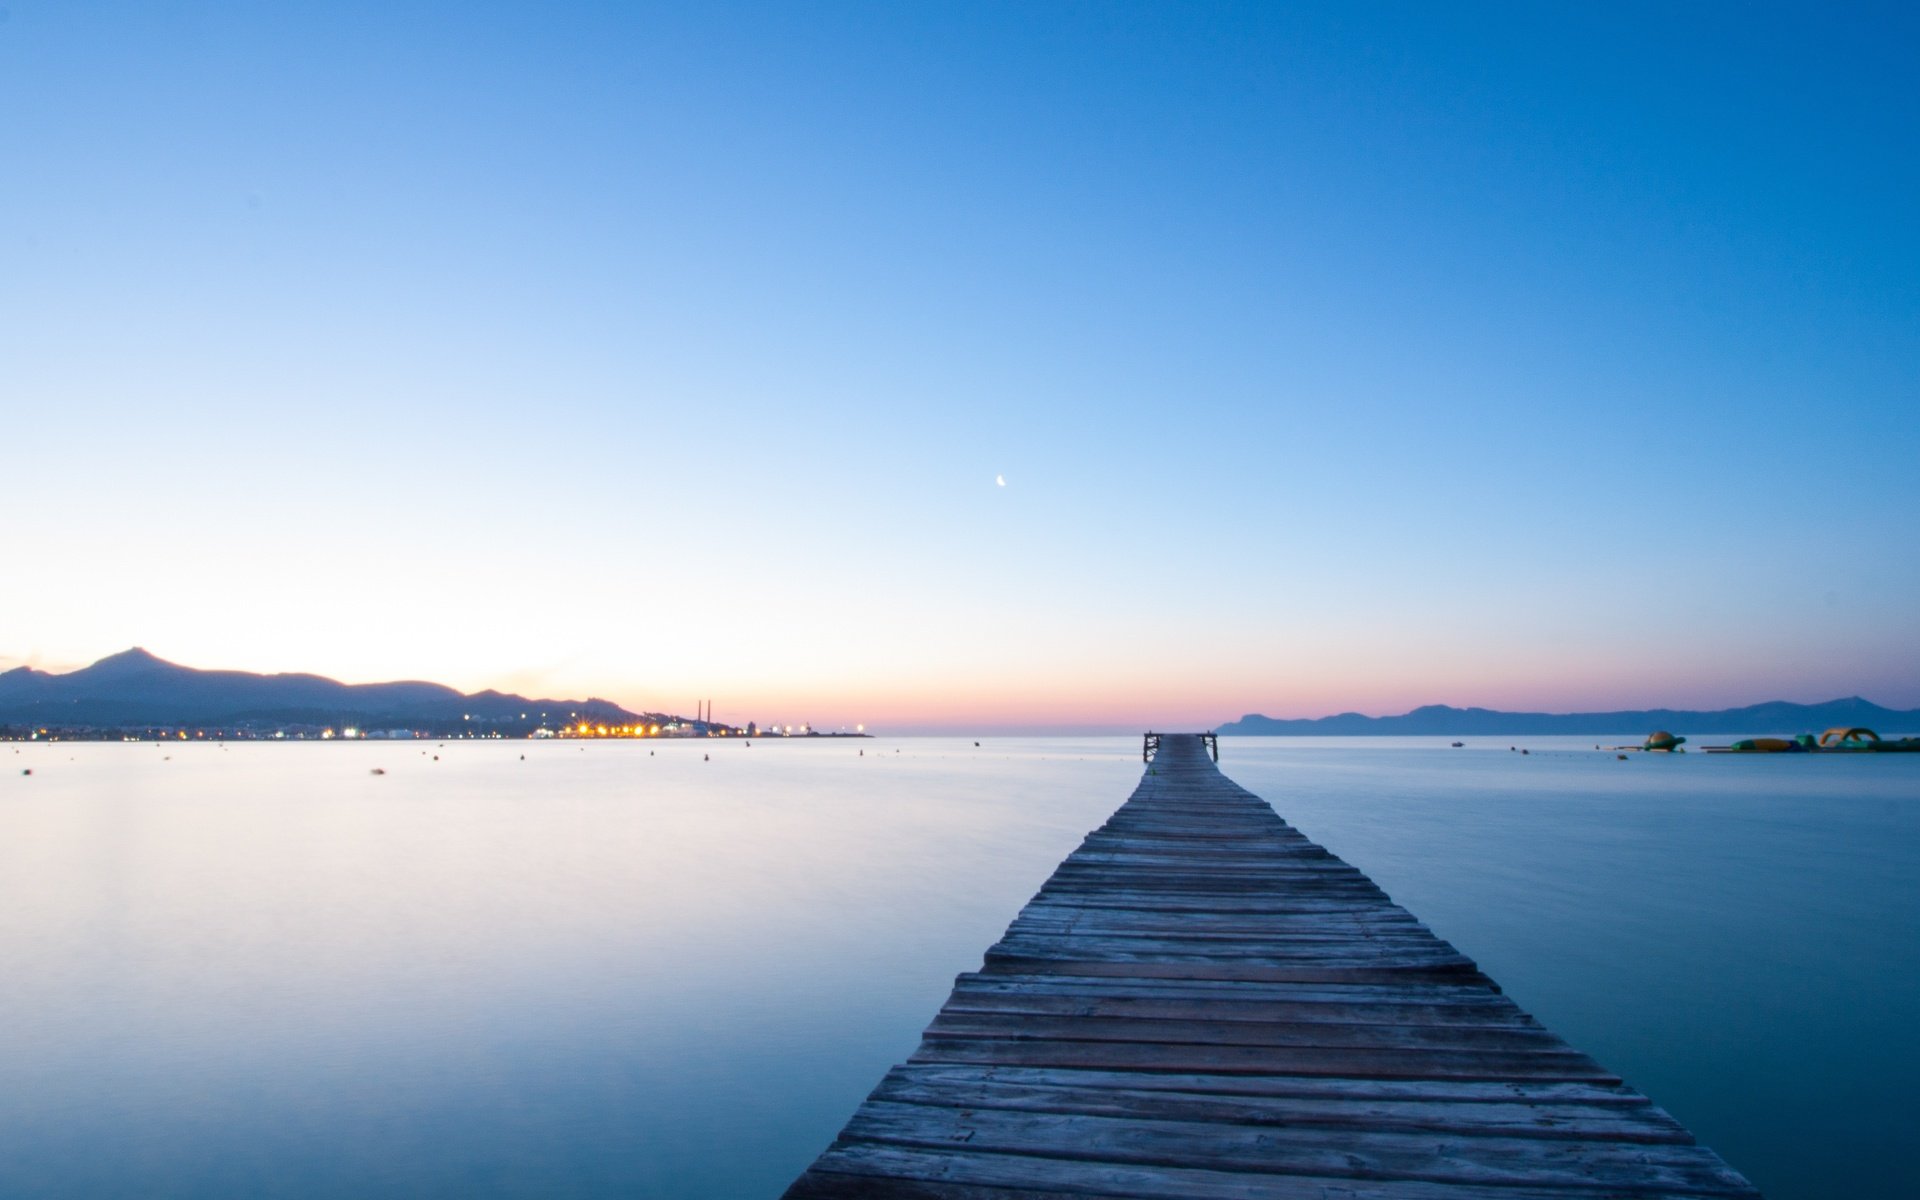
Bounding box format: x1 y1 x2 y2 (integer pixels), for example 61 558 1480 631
2 736 1914 1198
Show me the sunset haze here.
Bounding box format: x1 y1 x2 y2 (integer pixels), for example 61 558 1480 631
4 3 1916 730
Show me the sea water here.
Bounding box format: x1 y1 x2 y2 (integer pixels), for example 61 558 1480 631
1 736 1914 1198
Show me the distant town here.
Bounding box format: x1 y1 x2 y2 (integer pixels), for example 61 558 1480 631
0 648 869 742
4 719 867 743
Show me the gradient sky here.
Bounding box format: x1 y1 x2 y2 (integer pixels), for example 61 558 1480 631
3 2 1916 732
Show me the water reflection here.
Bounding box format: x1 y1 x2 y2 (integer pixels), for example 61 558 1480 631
1 737 1913 1197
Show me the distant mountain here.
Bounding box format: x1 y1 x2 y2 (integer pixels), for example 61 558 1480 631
0 648 643 732
1219 698 1920 737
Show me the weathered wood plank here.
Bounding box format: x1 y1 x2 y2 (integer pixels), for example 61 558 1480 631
839 1103 1758 1193
791 1141 1693 1200
984 944 1482 970
947 973 1512 1002
987 933 1471 960
975 958 1491 985
922 1012 1572 1052
1020 895 1423 914
908 1035 1622 1082
939 991 1540 1029
883 1063 1661 1108
1009 912 1432 934
870 1070 1695 1144
790 1142 1739 1200
1014 903 1428 927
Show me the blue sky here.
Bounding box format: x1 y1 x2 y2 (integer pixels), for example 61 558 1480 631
3 2 1916 730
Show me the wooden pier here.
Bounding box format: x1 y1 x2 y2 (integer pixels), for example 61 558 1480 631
784 734 1760 1199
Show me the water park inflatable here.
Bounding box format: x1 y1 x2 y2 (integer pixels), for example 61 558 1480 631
1703 727 1920 753
1816 727 1920 751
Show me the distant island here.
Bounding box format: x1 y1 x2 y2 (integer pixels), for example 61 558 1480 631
1219 698 1920 737
0 648 802 741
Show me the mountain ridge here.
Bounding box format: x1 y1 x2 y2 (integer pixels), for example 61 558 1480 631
1219 697 1920 736
0 648 644 732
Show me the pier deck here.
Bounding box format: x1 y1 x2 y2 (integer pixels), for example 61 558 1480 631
784 734 1759 1198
